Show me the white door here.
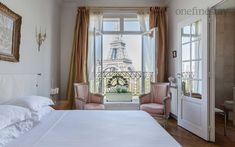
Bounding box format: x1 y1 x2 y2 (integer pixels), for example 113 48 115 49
177 16 209 140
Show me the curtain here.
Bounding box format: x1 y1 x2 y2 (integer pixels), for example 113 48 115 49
66 7 90 108
137 9 149 32
150 7 167 82
87 11 103 93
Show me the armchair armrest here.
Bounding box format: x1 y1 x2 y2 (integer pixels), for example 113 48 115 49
75 97 87 103
163 96 171 103
90 93 104 104
75 97 87 110
139 93 151 104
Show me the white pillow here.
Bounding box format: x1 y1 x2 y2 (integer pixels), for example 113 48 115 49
7 96 54 112
32 106 54 121
0 119 34 147
0 105 31 130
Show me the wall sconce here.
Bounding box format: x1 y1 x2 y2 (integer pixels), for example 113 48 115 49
36 27 46 52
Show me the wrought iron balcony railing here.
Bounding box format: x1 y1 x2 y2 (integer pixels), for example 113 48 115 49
93 71 154 96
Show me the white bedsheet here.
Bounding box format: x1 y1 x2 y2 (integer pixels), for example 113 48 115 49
6 111 181 147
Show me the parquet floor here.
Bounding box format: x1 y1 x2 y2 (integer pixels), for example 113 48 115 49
156 114 235 147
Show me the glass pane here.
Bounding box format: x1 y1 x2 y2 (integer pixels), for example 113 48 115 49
182 62 190 73
182 43 190 61
182 25 191 34
192 80 202 99
182 36 190 44
124 18 140 31
192 40 202 60
192 20 201 41
192 61 202 80
182 79 191 97
103 18 120 31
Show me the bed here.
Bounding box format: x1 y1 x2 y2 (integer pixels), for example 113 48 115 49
6 110 180 147
0 74 181 147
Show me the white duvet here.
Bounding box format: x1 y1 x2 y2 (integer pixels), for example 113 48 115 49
6 111 181 147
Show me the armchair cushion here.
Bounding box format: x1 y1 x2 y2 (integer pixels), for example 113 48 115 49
140 103 164 115
84 103 105 110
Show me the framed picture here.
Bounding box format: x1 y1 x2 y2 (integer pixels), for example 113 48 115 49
0 2 21 62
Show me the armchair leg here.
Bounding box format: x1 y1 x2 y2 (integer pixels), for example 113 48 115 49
164 115 169 128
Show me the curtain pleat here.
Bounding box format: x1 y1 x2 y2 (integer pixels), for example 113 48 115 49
150 7 167 82
66 7 90 108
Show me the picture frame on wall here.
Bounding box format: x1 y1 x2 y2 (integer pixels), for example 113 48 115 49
0 2 22 62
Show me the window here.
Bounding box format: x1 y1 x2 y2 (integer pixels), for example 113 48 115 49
102 13 141 34
93 12 155 96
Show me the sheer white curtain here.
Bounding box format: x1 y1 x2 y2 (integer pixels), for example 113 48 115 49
88 11 103 92
137 10 150 32
138 9 156 88
137 10 152 73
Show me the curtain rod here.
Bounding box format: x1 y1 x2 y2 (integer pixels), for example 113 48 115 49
85 6 167 9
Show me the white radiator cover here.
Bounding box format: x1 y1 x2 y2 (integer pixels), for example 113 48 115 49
170 84 178 117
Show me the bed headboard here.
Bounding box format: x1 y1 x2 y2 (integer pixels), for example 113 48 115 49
0 74 41 104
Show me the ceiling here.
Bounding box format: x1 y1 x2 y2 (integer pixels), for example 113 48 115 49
62 0 170 7
215 0 235 9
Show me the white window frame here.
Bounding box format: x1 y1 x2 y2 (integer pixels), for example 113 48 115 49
102 13 142 35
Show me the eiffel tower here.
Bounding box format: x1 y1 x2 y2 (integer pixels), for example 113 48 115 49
102 36 135 72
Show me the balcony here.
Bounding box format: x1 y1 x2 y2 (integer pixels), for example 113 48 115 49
94 71 154 96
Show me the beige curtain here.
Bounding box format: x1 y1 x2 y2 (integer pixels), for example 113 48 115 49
66 7 90 108
150 7 167 82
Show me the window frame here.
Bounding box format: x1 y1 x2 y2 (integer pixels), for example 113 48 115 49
102 13 142 35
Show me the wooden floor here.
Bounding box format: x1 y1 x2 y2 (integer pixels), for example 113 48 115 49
156 114 235 147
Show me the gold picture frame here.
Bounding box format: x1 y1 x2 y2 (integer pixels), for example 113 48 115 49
0 2 22 62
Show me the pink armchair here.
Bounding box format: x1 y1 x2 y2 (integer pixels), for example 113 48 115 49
74 83 105 110
139 83 171 120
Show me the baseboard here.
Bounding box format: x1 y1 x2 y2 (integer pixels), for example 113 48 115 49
170 113 177 120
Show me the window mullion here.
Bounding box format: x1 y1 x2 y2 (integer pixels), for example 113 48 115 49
120 17 124 33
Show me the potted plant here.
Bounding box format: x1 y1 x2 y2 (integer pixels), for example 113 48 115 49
106 86 132 102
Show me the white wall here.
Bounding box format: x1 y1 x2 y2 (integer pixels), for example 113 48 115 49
60 0 166 97
0 0 61 97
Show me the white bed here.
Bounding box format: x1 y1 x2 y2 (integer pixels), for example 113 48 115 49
6 110 181 147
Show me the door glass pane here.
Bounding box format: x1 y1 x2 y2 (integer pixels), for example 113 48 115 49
192 21 201 41
182 79 191 96
182 36 190 44
192 40 202 60
103 18 120 31
182 43 190 61
182 25 191 34
192 61 202 80
192 80 202 99
182 62 190 73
